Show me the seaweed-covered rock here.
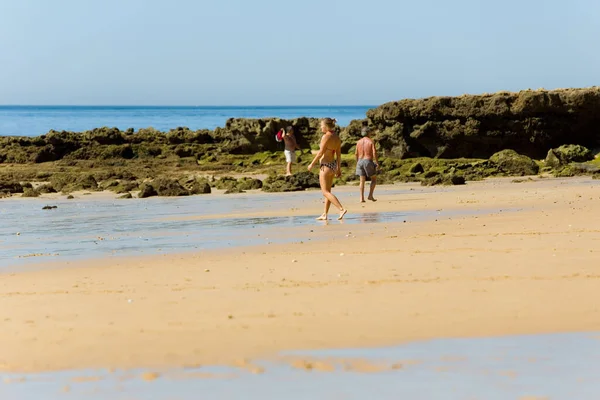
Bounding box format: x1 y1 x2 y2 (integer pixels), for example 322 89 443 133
114 181 139 194
489 150 539 176
262 171 320 192
21 188 41 197
421 173 466 186
119 192 133 199
0 181 24 194
138 183 158 198
37 184 57 194
544 149 562 169
261 179 303 193
545 144 594 168
291 171 321 189
213 176 238 190
77 174 99 190
367 87 600 159
409 162 424 174
187 179 211 195
152 177 189 196
224 187 246 194
237 177 263 190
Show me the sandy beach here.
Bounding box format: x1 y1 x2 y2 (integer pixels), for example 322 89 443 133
1 177 600 373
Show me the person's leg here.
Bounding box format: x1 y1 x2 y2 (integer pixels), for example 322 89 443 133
286 161 292 176
359 176 366 203
317 169 331 220
368 175 377 201
322 169 346 220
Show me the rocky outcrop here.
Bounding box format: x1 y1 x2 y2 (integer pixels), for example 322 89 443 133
262 171 321 192
0 182 24 195
0 118 329 163
545 144 594 168
489 150 539 176
366 87 600 159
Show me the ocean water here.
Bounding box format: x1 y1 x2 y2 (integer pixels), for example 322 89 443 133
0 106 373 137
2 332 599 399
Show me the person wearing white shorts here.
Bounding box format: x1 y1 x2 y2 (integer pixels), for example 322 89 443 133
283 126 300 175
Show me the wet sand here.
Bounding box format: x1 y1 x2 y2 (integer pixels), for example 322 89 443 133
3 333 600 399
1 177 600 372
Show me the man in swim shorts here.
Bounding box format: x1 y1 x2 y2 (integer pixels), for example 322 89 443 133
355 126 379 202
283 126 300 176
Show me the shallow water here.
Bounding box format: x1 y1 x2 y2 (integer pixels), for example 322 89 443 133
1 188 480 268
2 332 599 399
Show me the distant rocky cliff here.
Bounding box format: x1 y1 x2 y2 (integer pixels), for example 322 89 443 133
358 87 600 159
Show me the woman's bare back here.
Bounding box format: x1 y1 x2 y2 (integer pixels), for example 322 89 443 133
319 133 340 164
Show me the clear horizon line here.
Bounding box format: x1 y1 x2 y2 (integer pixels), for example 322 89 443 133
0 104 379 108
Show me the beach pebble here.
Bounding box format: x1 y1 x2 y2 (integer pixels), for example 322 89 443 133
127 299 133 303
292 260 298 263
340 253 345 256
204 269 210 272
16 232 20 236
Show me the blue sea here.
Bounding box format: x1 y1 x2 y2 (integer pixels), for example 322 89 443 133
0 106 373 137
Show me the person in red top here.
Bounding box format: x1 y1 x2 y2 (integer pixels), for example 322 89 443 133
282 126 301 176
355 126 379 202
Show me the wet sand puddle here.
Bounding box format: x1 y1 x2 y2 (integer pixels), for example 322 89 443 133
0 189 508 268
2 332 599 399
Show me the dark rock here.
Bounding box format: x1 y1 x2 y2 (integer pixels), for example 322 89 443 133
489 150 539 176
237 177 263 191
291 171 321 189
544 149 562 169
367 87 600 159
262 171 320 193
224 187 246 194
421 173 466 186
76 174 99 190
423 170 440 179
34 145 60 163
212 176 236 190
119 192 133 199
0 182 24 195
409 163 425 174
37 184 56 194
67 195 75 199
188 179 211 195
42 205 58 210
571 162 600 173
22 188 40 197
152 177 189 196
115 181 139 193
138 183 158 198
546 144 594 168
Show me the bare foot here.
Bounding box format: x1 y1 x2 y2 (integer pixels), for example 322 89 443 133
316 214 327 221
337 209 347 220
368 197 377 202
360 199 366 203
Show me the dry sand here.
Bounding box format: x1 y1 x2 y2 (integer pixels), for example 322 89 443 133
1 177 600 372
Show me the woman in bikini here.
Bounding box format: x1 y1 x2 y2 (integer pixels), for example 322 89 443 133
308 118 348 220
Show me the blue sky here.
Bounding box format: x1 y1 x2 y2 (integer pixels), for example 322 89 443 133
0 0 598 105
